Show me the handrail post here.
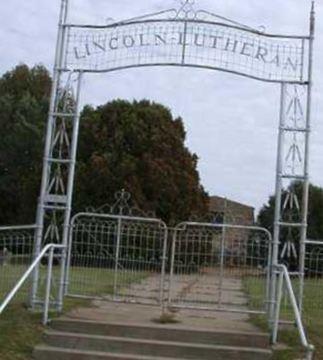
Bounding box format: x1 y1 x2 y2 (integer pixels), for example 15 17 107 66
0 244 65 326
272 265 315 359
272 269 284 344
43 247 54 325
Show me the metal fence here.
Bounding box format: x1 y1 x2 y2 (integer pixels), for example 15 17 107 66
0 225 37 305
168 222 272 314
66 213 168 304
66 213 272 315
302 240 323 326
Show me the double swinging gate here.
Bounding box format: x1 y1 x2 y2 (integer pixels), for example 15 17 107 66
65 208 272 315
28 0 315 321
66 212 169 304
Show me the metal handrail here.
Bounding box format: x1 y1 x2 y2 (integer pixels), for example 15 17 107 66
0 243 65 325
273 264 315 360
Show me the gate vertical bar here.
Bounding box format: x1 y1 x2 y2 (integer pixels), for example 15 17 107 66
31 0 70 308
168 229 178 305
159 226 168 306
113 217 122 299
299 1 315 314
218 199 227 306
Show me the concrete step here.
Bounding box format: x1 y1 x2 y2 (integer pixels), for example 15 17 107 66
42 330 272 360
33 345 185 360
51 318 270 349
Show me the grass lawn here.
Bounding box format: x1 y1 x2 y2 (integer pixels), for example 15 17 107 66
0 298 90 360
0 265 149 359
67 265 148 298
244 276 323 359
0 264 148 301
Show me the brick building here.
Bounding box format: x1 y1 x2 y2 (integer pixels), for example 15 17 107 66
209 196 255 225
208 196 255 263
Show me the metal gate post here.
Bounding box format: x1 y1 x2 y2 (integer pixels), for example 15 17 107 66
31 0 70 308
270 83 286 324
270 3 315 323
31 0 85 311
298 3 315 313
58 71 84 312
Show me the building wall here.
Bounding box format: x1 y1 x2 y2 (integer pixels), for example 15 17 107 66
209 196 255 225
209 196 255 263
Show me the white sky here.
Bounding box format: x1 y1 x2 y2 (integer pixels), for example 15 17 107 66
0 0 322 212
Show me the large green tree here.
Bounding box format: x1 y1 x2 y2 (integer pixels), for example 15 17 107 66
0 64 209 225
258 182 323 240
75 100 209 223
0 64 51 224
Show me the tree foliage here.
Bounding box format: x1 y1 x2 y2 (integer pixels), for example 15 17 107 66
0 64 51 224
75 100 209 223
0 64 209 225
257 182 323 240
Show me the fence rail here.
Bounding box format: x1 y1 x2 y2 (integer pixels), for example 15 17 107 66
303 240 323 327
1 220 318 358
0 225 37 306
66 214 273 316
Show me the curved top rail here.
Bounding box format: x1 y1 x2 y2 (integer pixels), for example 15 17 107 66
70 212 168 230
63 18 310 84
66 19 309 40
173 221 273 240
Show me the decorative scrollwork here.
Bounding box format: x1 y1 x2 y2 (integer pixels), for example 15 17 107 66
85 189 155 218
169 0 259 31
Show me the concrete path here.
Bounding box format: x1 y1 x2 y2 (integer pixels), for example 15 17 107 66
66 272 260 333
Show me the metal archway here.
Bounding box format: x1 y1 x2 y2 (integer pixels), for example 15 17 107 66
31 0 315 319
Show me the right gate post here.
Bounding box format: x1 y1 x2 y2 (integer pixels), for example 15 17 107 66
271 2 315 325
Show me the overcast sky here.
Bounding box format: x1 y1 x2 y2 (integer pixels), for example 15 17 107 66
0 0 322 213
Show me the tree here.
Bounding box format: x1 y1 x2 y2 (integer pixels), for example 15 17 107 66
0 64 209 225
258 182 323 240
74 99 209 223
0 64 51 224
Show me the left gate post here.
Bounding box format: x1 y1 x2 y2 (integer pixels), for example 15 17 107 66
31 0 81 310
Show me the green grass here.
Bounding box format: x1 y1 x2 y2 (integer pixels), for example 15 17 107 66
0 297 90 360
244 276 323 359
0 264 147 301
68 266 147 297
0 264 148 360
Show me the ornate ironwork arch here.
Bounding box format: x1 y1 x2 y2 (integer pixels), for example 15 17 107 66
63 1 309 84
31 0 315 321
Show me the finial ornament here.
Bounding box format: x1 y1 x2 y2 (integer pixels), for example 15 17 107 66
175 0 198 20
